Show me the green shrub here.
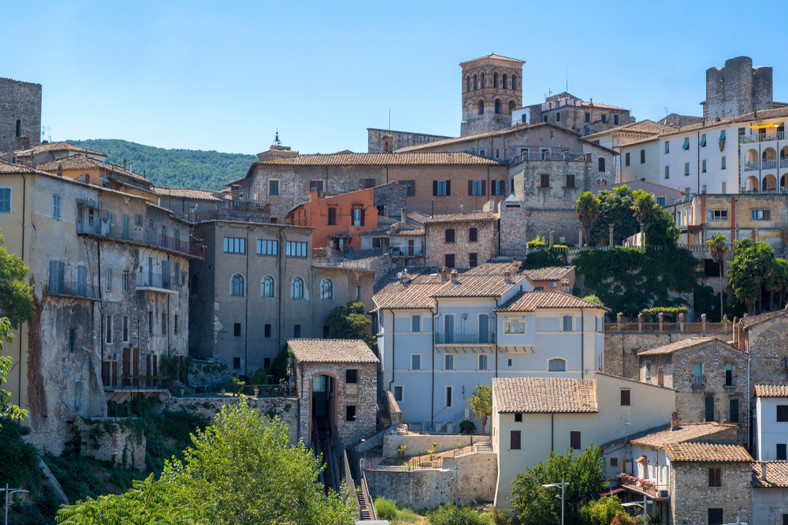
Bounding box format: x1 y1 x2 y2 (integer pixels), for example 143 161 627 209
459 419 476 435
374 497 398 520
428 504 491 525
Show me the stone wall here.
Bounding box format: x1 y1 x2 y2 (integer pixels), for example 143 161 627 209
71 419 147 471
670 461 751 525
365 451 496 510
425 218 497 268
705 56 773 121
744 314 788 386
0 77 42 154
382 433 475 458
367 129 450 154
498 199 527 252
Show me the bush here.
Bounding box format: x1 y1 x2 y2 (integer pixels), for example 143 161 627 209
374 497 398 520
579 496 629 525
250 367 268 385
459 419 476 435
428 504 491 525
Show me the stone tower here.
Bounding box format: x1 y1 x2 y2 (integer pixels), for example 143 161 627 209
460 54 524 136
0 78 41 154
704 56 772 121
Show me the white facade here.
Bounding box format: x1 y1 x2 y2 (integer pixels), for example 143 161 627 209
756 395 788 461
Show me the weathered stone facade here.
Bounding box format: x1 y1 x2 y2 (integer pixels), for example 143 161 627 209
367 128 451 154
0 77 41 154
424 213 497 268
705 56 773 121
521 92 635 136
460 55 524 136
498 198 528 253
669 460 752 525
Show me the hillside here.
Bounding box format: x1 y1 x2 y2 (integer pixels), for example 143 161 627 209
67 139 257 191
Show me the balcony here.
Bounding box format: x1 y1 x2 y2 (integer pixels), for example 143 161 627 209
391 246 423 257
618 473 669 500
46 281 98 300
188 200 271 224
77 221 204 259
434 331 496 351
744 161 760 172
739 131 784 144
136 272 178 294
691 375 705 388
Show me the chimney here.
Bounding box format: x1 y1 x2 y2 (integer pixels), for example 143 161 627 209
670 412 680 431
439 267 450 282
57 163 63 177
450 269 459 283
399 269 410 285
762 462 767 480
123 159 127 170
18 135 30 150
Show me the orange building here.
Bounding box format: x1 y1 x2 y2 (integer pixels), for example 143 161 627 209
286 184 406 252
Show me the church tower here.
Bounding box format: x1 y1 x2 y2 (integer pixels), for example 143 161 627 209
460 54 524 136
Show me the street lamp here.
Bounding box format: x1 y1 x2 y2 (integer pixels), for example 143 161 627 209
2 483 29 525
542 478 569 525
623 494 654 524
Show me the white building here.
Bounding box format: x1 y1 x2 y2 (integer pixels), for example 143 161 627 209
490 373 676 508
754 384 788 461
372 264 608 431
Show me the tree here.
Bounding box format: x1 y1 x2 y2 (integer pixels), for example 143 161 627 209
589 186 639 246
630 190 658 233
573 192 601 247
467 383 492 435
642 207 678 249
764 257 788 310
728 239 775 314
706 233 729 317
579 496 630 525
582 295 604 307
57 402 355 525
0 231 33 328
1 318 27 421
510 445 606 525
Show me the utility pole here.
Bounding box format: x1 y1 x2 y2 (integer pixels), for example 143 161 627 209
542 478 569 525
3 483 29 525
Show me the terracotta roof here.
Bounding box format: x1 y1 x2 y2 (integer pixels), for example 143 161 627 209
739 309 788 329
0 160 50 175
752 462 788 488
664 442 753 463
638 106 788 142
464 261 522 275
154 187 222 201
524 266 573 282
493 377 597 413
495 291 608 312
373 273 447 310
424 212 497 224
15 141 103 157
584 120 677 141
288 339 379 364
630 422 738 448
250 152 503 167
36 155 152 186
390 227 424 237
753 384 788 398
637 337 730 356
431 274 525 298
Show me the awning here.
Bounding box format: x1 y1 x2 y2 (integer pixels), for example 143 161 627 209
635 455 647 463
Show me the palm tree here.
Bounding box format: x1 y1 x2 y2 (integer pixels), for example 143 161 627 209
573 192 601 247
706 233 729 318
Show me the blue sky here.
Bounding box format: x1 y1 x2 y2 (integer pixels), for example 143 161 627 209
8 1 788 155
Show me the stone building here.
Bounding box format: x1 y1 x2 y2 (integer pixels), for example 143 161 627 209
367 128 450 154
734 309 788 385
637 338 748 443
8 141 105 166
289 338 378 446
460 54 524 136
665 442 753 525
424 212 497 269
514 92 634 136
704 56 774 122
0 77 42 154
0 160 195 454
188 220 375 373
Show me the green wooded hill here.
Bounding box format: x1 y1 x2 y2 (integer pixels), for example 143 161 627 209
67 139 257 191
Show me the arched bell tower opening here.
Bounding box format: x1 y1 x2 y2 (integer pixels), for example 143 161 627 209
460 54 524 137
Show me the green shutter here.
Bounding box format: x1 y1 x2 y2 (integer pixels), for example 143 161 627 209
682 137 690 150
700 134 706 147
719 130 726 141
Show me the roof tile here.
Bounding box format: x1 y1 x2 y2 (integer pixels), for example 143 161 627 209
637 337 733 356
495 291 608 312
252 152 502 167
493 377 597 413
288 339 379 364
664 442 753 463
752 461 788 488
753 384 788 398
630 422 738 448
424 212 497 224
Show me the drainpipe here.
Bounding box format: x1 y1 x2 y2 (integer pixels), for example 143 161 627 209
494 298 499 378
431 306 437 431
18 174 26 398
277 227 285 351
386 308 395 392
244 227 250 376
551 413 554 452
697 132 701 195
580 307 585 379
747 351 751 451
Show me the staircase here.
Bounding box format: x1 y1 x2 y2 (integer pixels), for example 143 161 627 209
474 441 493 452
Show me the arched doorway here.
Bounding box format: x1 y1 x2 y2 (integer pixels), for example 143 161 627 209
311 374 336 443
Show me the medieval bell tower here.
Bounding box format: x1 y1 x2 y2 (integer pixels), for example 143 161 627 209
460 54 524 136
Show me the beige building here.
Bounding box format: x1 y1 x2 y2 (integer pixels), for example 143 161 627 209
424 212 497 268
515 92 635 136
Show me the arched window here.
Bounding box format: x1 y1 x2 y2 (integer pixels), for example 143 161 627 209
508 100 516 114
15 119 21 138
291 277 304 299
548 358 566 372
503 74 508 90
645 361 652 380
478 100 484 115
473 74 478 90
465 76 470 92
261 275 275 297
320 278 333 300
190 274 199 295
512 75 518 91
494 99 501 114
480 73 485 89
493 72 499 88
230 274 244 297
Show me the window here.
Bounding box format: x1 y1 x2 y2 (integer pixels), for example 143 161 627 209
540 174 550 188
478 354 488 370
445 228 455 243
393 385 403 402
261 276 275 297
570 431 581 450
548 358 566 372
346 405 356 421
231 274 244 296
0 188 11 213
411 354 421 371
682 137 690 150
700 133 707 147
693 362 703 385
444 354 454 370
53 194 61 219
223 237 246 254
490 180 505 195
721 156 726 169
645 361 652 379
601 114 607 124
469 180 485 196
320 278 333 300
293 324 301 338
705 394 715 421
620 389 631 406
411 315 420 333
495 100 501 114
556 112 561 122
598 158 605 172
346 369 358 384
752 209 771 221
122 271 129 292
469 253 478 267
708 467 721 487
285 241 307 257
105 269 112 292
327 207 337 225
356 286 361 301
514 413 522 422
233 357 241 369
585 112 590 123
502 74 508 89
445 386 453 408
664 166 670 179
656 197 665 207
68 329 75 353
709 210 728 221
148 311 153 335
721 182 726 193
777 444 787 461
105 315 112 344
433 180 450 196
640 149 646 164
264 324 272 338
268 180 279 196
352 207 365 226
625 152 630 166
725 363 734 386
469 227 478 242
309 180 324 193
510 430 521 450
729 398 739 423
562 315 572 332
777 405 788 422
512 75 517 90
174 315 179 335
664 141 670 154
256 239 278 255
504 319 526 334
400 180 415 196
477 100 484 115
614 114 619 125
684 162 690 176
162 312 167 335
702 159 707 173
565 174 575 188
122 316 129 342
445 254 455 268
290 277 304 299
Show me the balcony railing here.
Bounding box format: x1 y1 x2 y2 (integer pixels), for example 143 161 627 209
434 331 496 344
691 375 705 387
763 160 778 170
744 161 760 171
739 131 784 143
46 281 98 300
391 246 424 257
77 222 204 258
137 272 178 291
